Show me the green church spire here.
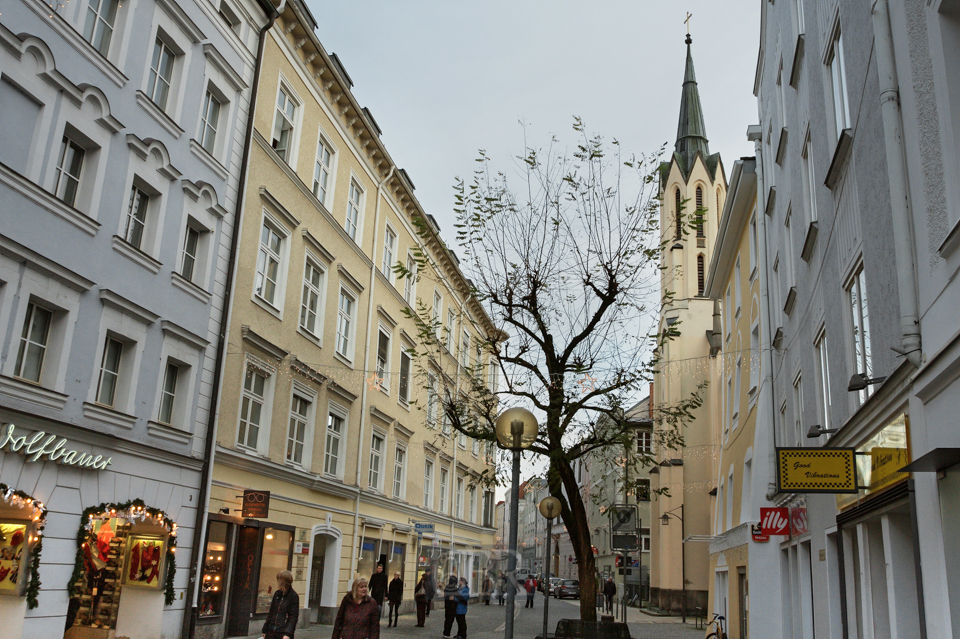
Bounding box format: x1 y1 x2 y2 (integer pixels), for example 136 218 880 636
675 34 710 175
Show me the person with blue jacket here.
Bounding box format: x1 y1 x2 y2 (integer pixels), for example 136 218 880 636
454 577 469 639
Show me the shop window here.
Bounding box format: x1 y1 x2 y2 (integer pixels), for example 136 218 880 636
199 521 229 617
255 528 292 614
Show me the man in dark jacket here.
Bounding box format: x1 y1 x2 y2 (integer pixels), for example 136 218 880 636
423 568 436 617
369 563 388 616
262 570 299 639
603 578 616 614
442 575 460 639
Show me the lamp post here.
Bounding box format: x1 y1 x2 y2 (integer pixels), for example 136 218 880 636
660 505 685 623
539 496 561 639
496 408 539 639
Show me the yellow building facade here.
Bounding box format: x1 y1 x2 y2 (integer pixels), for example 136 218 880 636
703 157 761 639
649 34 726 617
195 2 497 636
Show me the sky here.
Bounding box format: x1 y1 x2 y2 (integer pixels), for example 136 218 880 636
307 0 762 236
304 1 763 495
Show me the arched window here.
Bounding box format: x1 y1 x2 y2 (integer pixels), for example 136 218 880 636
696 186 703 210
717 188 722 214
675 188 682 240
697 254 706 296
695 186 705 238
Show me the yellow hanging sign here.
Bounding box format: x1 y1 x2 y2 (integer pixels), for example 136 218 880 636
777 448 858 494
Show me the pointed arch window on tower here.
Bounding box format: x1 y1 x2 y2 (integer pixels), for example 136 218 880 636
697 254 705 296
695 186 705 238
675 188 683 240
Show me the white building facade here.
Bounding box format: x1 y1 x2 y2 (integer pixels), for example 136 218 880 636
753 0 960 637
0 0 270 637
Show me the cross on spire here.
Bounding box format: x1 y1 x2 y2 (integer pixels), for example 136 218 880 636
684 11 692 35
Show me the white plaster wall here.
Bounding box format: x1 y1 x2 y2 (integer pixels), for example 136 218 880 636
0 596 27 639
115 587 165 639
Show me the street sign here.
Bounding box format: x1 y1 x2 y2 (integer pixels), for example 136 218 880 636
414 522 435 534
609 504 638 532
241 490 270 518
776 448 858 493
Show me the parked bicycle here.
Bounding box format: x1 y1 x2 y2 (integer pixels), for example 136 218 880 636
706 613 727 639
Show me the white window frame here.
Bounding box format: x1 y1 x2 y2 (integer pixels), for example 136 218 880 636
447 310 456 352
637 430 653 454
828 25 851 139
749 215 758 279
345 178 364 242
147 35 176 111
198 88 221 155
382 223 397 282
95 335 124 407
734 256 742 317
254 213 290 312
238 364 271 454
460 330 471 368
424 459 434 510
286 390 313 468
403 251 417 306
802 132 818 223
749 322 760 395
324 402 348 479
815 328 832 434
312 128 336 207
847 264 873 405
82 0 120 56
469 485 477 524
427 372 439 427
299 255 327 341
272 81 299 165
368 430 386 492
393 444 407 500
336 285 358 362
433 291 443 341
156 360 180 425
733 355 742 431
376 325 392 394
439 467 449 514
13 302 53 384
399 346 412 406
793 373 805 447
455 475 465 519
53 135 85 208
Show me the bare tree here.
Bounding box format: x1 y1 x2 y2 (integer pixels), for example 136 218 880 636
398 120 703 621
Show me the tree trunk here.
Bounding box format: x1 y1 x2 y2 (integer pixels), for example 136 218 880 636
552 457 598 622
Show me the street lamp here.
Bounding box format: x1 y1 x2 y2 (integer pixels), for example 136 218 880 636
660 505 685 623
539 496 561 639
496 408 539 639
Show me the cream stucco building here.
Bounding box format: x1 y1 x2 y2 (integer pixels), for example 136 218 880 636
196 1 497 636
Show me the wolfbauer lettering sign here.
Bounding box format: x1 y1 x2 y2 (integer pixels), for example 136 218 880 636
0 423 112 470
777 447 857 494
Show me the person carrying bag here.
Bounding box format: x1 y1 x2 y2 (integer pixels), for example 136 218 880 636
261 571 299 639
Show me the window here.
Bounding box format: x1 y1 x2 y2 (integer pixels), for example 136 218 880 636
14 303 52 383
272 87 296 161
433 292 443 341
217 0 241 33
82 0 119 56
369 433 384 490
784 209 796 287
286 394 309 466
828 28 851 136
180 226 201 281
717 189 722 215
255 222 283 306
472 436 480 456
427 373 438 427
772 258 782 324
199 90 221 154
794 0 805 34
238 368 266 450
376 329 390 393
442 389 452 436
674 188 683 240
802 135 817 222
816 331 832 432
312 136 332 203
147 38 175 110
399 350 411 405
123 185 149 249
469 486 477 523
157 362 179 424
750 323 760 393
446 310 456 352
198 520 229 618
726 374 733 437
424 460 434 509
336 289 355 359
697 255 705 296
636 478 651 501
324 410 343 476
439 468 449 514
487 358 498 392
455 476 464 519
475 343 483 379
724 286 732 340
460 331 471 368
734 257 742 315
95 337 123 407
299 259 324 336
403 253 417 305
848 265 873 404
345 180 362 240
382 226 397 279
793 374 804 446
733 356 742 428
695 186 704 236
777 60 786 129
749 216 758 275
393 446 406 499
54 136 85 207
637 430 653 454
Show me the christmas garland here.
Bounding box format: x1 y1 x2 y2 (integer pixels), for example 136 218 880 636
0 482 47 609
68 499 178 606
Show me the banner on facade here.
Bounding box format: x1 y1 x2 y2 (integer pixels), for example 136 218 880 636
776 447 858 493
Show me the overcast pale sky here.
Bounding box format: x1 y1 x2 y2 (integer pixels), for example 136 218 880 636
307 0 762 235
304 1 762 493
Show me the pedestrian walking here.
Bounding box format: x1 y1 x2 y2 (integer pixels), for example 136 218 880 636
454 576 470 639
260 570 299 639
387 572 403 627
523 575 537 609
481 574 492 605
331 577 380 639
496 571 506 606
414 571 430 627
369 564 388 617
423 568 436 618
442 575 459 638
603 577 616 614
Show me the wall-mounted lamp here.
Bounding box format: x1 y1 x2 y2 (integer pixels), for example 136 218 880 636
807 424 839 438
218 508 230 515
847 373 887 392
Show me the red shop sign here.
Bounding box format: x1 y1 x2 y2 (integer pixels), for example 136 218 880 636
751 524 769 543
790 508 808 536
759 507 790 535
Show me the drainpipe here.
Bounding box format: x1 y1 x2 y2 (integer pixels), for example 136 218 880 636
348 165 396 586
181 2 280 638
871 0 922 368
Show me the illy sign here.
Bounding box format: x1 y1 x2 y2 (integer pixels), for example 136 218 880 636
759 507 790 535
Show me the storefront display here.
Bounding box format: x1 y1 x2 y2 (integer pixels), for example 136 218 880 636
65 500 176 635
199 521 229 618
0 483 46 608
255 528 293 614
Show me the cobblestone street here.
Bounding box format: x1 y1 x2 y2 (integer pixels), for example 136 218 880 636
243 593 704 639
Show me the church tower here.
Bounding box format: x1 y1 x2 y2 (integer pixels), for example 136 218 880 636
649 32 726 616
